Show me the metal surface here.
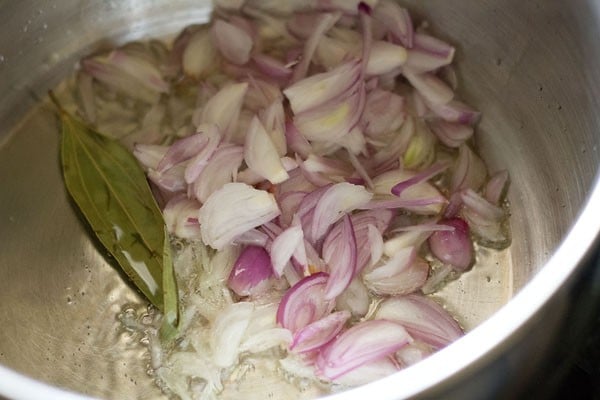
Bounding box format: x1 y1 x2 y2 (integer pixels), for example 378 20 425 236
0 0 599 399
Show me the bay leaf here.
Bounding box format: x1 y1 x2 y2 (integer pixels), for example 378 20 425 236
160 225 179 342
50 92 178 330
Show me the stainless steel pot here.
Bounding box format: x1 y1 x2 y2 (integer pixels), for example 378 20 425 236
1 1 599 399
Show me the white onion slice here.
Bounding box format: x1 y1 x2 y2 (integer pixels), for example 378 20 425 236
366 41 408 76
200 82 248 139
270 223 305 277
316 319 412 380
284 60 362 115
190 144 244 203
244 116 290 184
163 194 201 239
309 182 373 244
211 19 254 65
361 88 405 137
182 28 217 78
375 294 463 349
276 272 335 333
335 277 370 317
290 310 350 353
211 302 254 367
199 183 280 250
322 215 358 299
372 0 414 48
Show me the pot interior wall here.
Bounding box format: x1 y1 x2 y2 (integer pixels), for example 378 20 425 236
0 0 599 399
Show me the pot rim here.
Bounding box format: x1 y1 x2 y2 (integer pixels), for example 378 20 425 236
2 1 600 398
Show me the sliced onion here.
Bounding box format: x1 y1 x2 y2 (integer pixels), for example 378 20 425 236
429 119 474 148
360 195 446 213
163 194 202 239
214 0 244 12
372 0 414 48
428 217 473 271
364 248 429 296
291 12 342 82
259 99 287 156
414 33 455 59
322 215 358 299
211 19 254 65
450 144 487 192
404 33 455 73
76 71 96 123
232 228 269 247
315 0 378 14
366 41 408 76
367 224 384 267
383 230 431 258
284 60 362 115
147 163 187 194
309 182 373 244
244 116 290 184
243 77 283 113
199 182 280 250
106 50 168 93
375 294 463 349
346 150 373 189
373 164 448 214
211 302 254 367
332 357 399 386
228 246 274 297
240 328 293 354
199 82 248 139
403 70 454 106
184 124 221 183
290 310 350 353
359 2 373 77
316 319 412 380
303 239 327 274
182 28 217 78
297 155 339 187
286 12 322 39
157 133 206 174
285 120 313 158
335 277 370 317
485 170 510 205
252 53 293 81
369 115 414 173
302 154 353 178
270 224 305 277
460 188 510 248
315 34 359 70
276 272 335 333
296 184 332 229
261 221 283 241
427 99 481 125
293 81 366 143
390 162 450 197
277 191 307 227
443 191 464 218
361 88 405 137
81 58 159 103
395 340 434 367
133 144 168 171
327 209 393 273
403 119 437 169
189 144 244 203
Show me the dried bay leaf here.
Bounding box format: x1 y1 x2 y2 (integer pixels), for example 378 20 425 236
51 92 179 335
